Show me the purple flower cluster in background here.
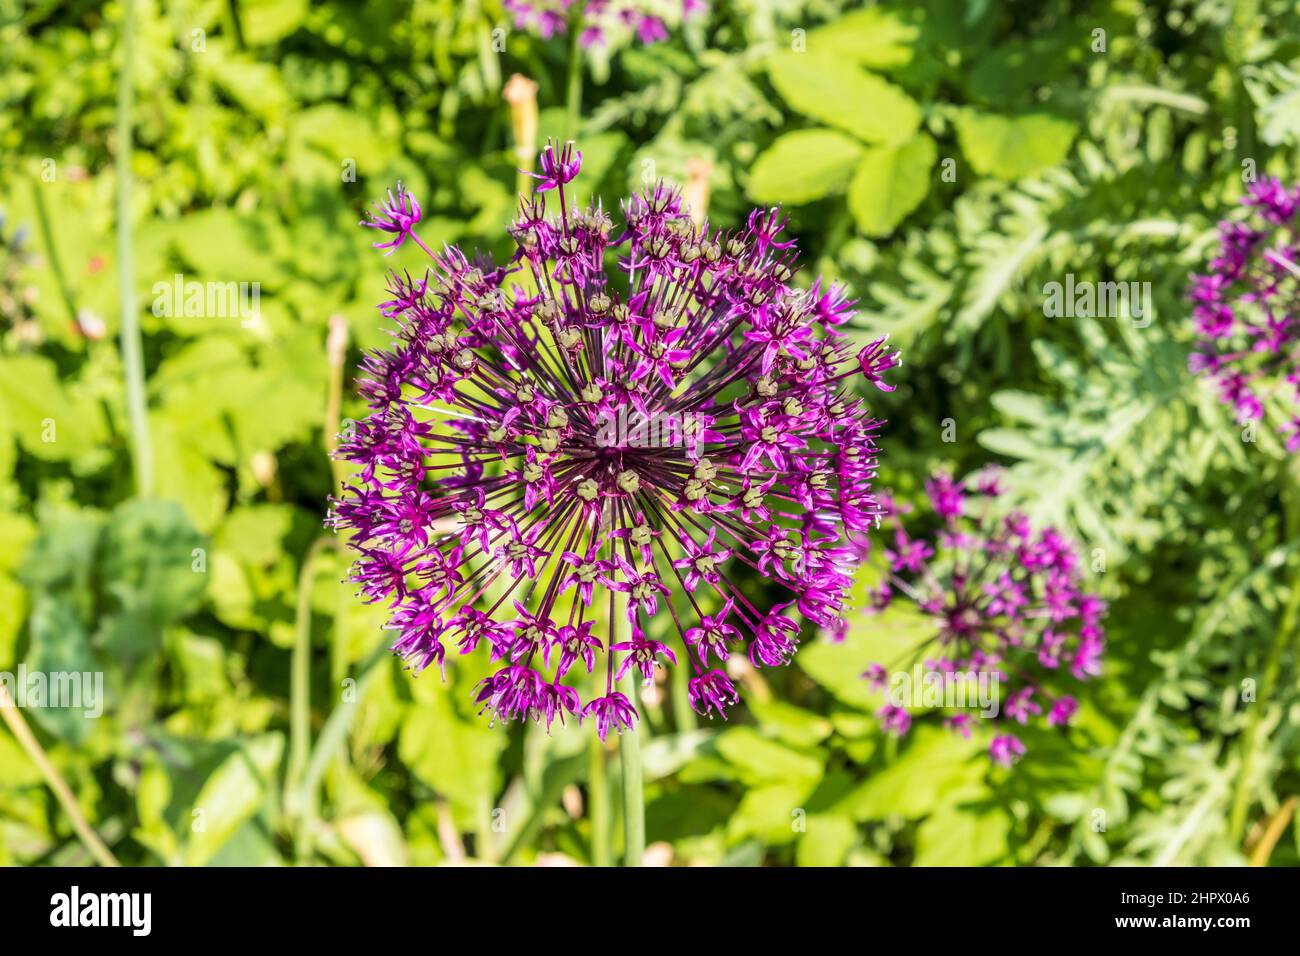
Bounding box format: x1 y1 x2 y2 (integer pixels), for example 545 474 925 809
504 0 705 50
861 468 1106 766
1188 177 1300 450
332 141 896 738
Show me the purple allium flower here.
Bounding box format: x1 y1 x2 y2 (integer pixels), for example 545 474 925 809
989 734 1026 768
361 183 426 257
1188 177 1300 449
331 142 895 739
528 141 583 192
862 467 1107 763
878 703 911 736
506 1 704 52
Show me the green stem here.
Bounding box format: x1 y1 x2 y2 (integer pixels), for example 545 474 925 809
476 793 496 864
0 683 120 867
288 537 331 842
1229 559 1300 843
324 317 348 496
563 17 583 140
297 640 389 862
619 639 645 866
620 722 644 866
588 734 611 866
1229 468 1300 844
115 0 153 497
672 653 696 732
30 183 78 324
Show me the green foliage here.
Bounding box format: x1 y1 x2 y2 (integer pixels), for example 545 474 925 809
2 0 1300 868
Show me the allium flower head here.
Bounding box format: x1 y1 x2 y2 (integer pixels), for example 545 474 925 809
1188 177 1300 450
862 468 1106 765
331 141 894 739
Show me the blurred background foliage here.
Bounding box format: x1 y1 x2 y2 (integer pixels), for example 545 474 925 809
2 0 1300 866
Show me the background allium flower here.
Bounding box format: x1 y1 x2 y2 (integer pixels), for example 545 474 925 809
505 1 704 53
1188 177 1300 450
862 468 1107 765
361 183 425 256
331 140 894 739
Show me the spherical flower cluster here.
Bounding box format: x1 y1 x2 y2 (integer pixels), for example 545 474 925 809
1188 177 1300 450
504 0 705 50
861 468 1106 766
332 141 896 738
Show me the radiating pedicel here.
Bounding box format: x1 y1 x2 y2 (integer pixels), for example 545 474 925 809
331 141 898 738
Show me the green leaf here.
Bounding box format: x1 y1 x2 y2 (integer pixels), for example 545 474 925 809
0 511 36 575
292 104 394 172
912 806 1011 866
99 500 207 630
169 632 232 703
151 415 230 533
133 754 179 864
990 389 1054 423
766 53 920 145
1259 76 1300 146
22 597 100 743
806 8 917 70
714 726 823 785
747 129 865 204
239 0 309 46
796 814 859 866
797 602 933 710
17 508 103 619
727 781 818 845
215 504 296 568
0 574 27 669
183 734 284 867
206 56 292 121
165 208 284 290
844 726 985 820
745 698 833 748
337 810 408 867
977 427 1047 460
954 111 1076 180
848 133 936 236
399 681 507 816
0 729 42 787
641 730 716 781
0 355 110 467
